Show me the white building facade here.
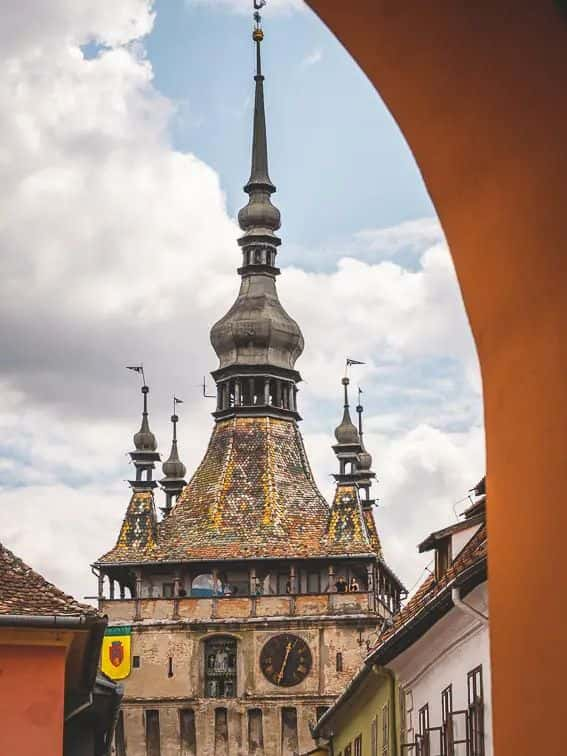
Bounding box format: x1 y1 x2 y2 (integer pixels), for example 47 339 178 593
369 485 491 755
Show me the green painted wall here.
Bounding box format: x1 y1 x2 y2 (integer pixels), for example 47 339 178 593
326 667 400 756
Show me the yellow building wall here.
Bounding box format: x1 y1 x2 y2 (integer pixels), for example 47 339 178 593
327 667 400 756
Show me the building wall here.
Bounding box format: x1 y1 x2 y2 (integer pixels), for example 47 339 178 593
324 670 399 756
108 604 376 756
0 638 67 756
389 584 492 754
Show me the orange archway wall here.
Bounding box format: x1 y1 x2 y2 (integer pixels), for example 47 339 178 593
306 2 567 755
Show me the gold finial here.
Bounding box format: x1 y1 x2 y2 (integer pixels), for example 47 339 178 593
253 27 264 42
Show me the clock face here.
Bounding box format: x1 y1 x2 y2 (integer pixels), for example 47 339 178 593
260 633 312 687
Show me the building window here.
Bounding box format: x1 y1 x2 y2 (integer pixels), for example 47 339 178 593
316 706 329 722
435 539 451 580
371 716 378 756
336 652 343 672
399 688 407 747
133 655 140 668
162 582 174 598
205 636 237 698
468 666 485 756
307 572 320 593
382 703 389 756
417 704 429 756
441 684 453 725
418 704 429 735
145 710 161 756
354 735 362 756
344 744 352 756
168 657 174 678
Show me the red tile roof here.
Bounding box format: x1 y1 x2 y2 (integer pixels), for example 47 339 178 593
98 417 380 566
370 521 487 650
0 541 98 617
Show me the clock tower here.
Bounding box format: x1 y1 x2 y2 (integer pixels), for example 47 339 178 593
94 9 405 755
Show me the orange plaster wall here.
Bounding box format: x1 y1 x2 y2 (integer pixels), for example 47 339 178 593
306 2 567 755
0 644 67 756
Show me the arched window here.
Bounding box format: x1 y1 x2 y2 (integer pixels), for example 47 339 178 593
205 636 237 698
191 574 222 597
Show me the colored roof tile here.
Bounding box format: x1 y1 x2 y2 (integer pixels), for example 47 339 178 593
0 541 98 616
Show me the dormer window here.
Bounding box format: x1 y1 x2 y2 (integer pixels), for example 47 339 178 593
435 537 452 580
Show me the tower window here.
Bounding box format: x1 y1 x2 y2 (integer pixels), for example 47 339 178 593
162 582 174 598
133 655 140 668
336 652 343 672
205 636 237 698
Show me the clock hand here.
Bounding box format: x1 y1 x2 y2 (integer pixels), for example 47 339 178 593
276 641 295 683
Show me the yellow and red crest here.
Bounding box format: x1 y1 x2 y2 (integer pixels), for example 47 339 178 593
101 626 132 680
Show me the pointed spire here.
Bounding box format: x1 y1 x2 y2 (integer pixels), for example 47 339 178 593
237 9 281 252
128 374 160 491
133 385 158 452
356 387 373 473
160 399 187 515
334 377 360 445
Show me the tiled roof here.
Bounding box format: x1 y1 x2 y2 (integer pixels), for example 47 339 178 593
362 506 383 556
98 490 159 564
371 521 487 649
0 541 98 616
322 483 380 557
98 417 379 565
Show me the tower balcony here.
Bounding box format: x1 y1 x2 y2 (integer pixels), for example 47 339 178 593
100 590 392 625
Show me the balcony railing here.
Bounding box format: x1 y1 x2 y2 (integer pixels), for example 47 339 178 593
101 590 379 623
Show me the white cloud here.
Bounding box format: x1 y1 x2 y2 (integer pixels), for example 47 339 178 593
355 217 444 258
301 48 323 67
0 0 484 601
184 0 305 16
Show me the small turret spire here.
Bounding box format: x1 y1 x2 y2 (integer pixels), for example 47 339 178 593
334 377 360 446
126 368 160 491
160 397 187 515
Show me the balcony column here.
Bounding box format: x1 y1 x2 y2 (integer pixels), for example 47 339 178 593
290 565 297 594
134 568 142 621
366 564 375 611
173 570 181 620
263 378 270 405
109 578 115 601
250 566 257 595
97 571 104 611
249 377 255 405
234 380 241 406
328 564 335 592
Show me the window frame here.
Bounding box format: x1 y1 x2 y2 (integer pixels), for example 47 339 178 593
204 635 237 699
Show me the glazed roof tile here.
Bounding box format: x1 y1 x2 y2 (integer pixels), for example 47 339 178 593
322 483 380 558
0 541 98 616
98 417 378 566
370 520 487 650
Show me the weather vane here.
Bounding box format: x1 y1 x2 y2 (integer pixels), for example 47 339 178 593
345 357 365 378
126 364 146 387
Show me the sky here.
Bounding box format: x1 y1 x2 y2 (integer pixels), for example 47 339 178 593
0 0 484 602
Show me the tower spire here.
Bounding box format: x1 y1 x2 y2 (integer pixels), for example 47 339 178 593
236 5 282 271
128 372 160 491
209 3 304 422
160 397 187 516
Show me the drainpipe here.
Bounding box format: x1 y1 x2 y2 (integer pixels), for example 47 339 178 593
451 586 489 625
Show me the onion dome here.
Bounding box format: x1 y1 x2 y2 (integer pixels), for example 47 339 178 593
161 416 187 480
210 276 304 371
358 445 373 472
133 385 157 452
334 378 360 445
